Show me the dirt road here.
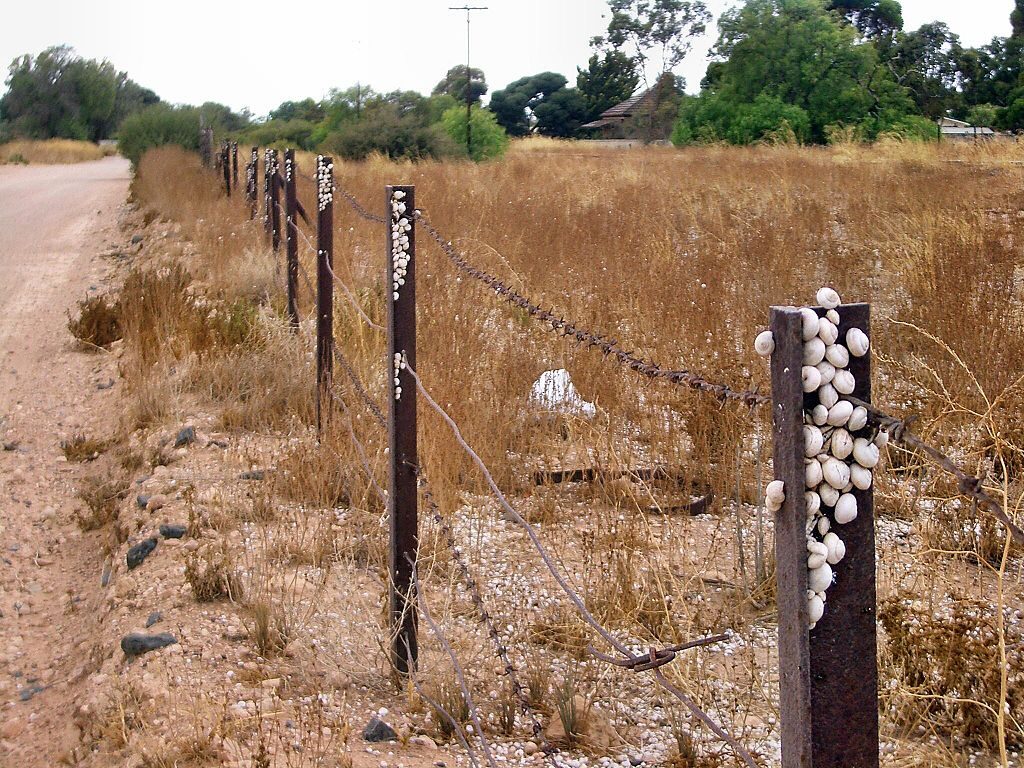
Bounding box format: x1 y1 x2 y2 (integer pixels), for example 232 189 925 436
0 157 130 764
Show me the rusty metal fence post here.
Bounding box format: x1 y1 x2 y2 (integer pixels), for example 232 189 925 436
386 184 417 674
770 303 878 768
222 142 231 196
284 149 299 329
231 141 238 189
247 147 258 219
268 149 281 253
316 156 334 435
263 148 272 234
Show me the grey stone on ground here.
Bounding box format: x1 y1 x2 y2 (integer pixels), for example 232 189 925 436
159 523 187 539
126 537 158 570
362 716 397 742
239 470 265 481
145 611 162 628
121 632 176 657
19 684 45 701
136 494 150 509
173 426 196 448
130 234 143 244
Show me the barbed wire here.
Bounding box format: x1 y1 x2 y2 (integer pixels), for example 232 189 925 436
413 211 770 409
416 472 550 751
332 343 387 427
334 183 387 224
402 357 757 767
846 396 1024 545
324 260 386 332
325 385 388 507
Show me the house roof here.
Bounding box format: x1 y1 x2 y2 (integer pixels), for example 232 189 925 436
581 89 657 128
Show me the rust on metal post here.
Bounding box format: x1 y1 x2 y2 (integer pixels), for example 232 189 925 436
284 149 299 330
386 184 417 675
770 306 813 768
810 303 878 768
268 150 281 252
772 304 879 768
315 155 334 434
222 143 231 196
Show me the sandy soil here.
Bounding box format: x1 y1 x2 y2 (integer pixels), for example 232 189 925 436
0 157 131 764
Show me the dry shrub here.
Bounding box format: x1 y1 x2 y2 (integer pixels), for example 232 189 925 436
61 434 109 462
425 676 470 741
0 138 107 164
184 543 242 602
880 597 1024 750
75 472 129 532
68 294 122 348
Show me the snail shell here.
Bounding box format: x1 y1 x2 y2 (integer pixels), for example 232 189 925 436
874 430 889 448
846 327 870 357
824 532 846 564
848 405 868 432
819 482 840 508
805 459 824 488
830 428 854 460
803 337 826 366
801 308 820 341
802 366 822 393
754 330 775 357
825 343 850 369
808 593 825 624
805 491 821 518
826 309 840 324
818 317 839 345
815 360 836 385
804 426 824 457
834 493 858 524
808 562 833 592
817 515 831 535
822 457 851 490
766 480 786 507
853 438 880 469
826 400 854 427
819 383 839 409
850 463 872 490
816 287 841 309
811 404 829 426
833 369 856 395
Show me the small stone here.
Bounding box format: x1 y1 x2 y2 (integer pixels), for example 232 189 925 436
18 685 44 701
522 741 538 755
159 523 187 539
131 234 143 244
126 538 158 570
3 441 18 451
96 380 115 391
0 717 25 739
136 494 150 509
410 735 438 750
121 632 177 657
363 716 398 742
174 425 195 448
239 470 265 481
146 495 168 512
145 611 162 628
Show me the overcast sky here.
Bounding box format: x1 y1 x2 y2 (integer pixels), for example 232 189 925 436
0 0 1014 117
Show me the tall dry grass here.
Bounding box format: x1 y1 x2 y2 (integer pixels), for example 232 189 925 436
115 142 1024 765
0 138 113 164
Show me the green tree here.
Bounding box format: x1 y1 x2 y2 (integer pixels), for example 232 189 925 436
534 88 590 137
432 65 488 105
593 0 711 79
576 51 640 121
826 0 903 41
440 105 509 160
489 72 569 136
269 98 325 123
117 104 199 166
887 23 963 119
680 0 916 144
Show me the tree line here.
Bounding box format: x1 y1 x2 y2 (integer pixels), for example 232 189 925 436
5 1 1024 156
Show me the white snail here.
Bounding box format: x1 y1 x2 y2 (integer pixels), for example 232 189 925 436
817 516 831 535
834 493 858 524
805 459 824 488
808 593 825 625
818 317 839 345
819 383 839 409
805 491 821 517
825 343 850 370
803 337 826 366
850 463 872 490
853 438 880 469
802 365 822 393
804 426 824 458
832 369 857 395
846 327 870 357
848 405 868 432
824 532 846 564
815 360 837 385
874 430 889 448
830 429 854 461
800 308 820 341
826 400 854 427
754 330 775 357
822 457 851 490
811 404 829 426
816 287 841 310
826 309 840 325
766 480 786 510
819 482 840 508
808 562 833 592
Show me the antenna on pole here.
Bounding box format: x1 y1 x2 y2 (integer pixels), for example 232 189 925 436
449 5 488 159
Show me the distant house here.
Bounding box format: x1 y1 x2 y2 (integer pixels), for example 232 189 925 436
938 117 998 140
581 89 659 139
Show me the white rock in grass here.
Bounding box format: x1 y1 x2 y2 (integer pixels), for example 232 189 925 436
816 287 841 310
528 369 595 418
800 308 820 341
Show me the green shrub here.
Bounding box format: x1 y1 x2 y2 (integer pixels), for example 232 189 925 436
440 105 510 161
117 104 199 166
320 105 458 161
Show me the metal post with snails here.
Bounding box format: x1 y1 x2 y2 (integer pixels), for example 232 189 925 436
758 289 884 768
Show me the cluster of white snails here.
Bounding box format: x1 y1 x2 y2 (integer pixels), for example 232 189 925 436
285 153 293 184
316 156 334 211
390 190 411 302
755 287 888 630
393 352 406 401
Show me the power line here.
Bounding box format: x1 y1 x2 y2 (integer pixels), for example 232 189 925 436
449 5 488 159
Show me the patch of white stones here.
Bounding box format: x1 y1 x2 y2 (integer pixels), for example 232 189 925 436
755 288 889 630
390 190 411 303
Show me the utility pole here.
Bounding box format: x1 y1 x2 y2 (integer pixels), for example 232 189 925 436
449 5 488 159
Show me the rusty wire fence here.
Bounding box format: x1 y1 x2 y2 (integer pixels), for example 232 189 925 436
198 139 1021 768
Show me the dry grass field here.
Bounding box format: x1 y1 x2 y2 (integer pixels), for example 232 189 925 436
0 138 114 164
65 140 1024 768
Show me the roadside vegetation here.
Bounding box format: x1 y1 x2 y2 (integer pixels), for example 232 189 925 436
0 138 114 164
